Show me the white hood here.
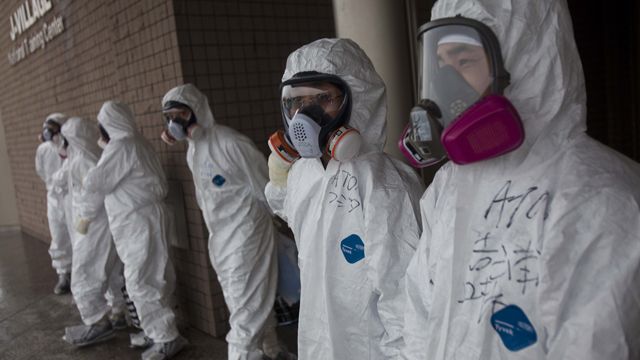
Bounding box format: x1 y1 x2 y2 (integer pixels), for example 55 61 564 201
60 117 101 163
432 0 586 167
282 38 388 153
44 112 67 127
402 1 640 359
162 84 215 129
97 101 138 141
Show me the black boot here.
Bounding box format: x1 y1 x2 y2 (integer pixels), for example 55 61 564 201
53 273 70 295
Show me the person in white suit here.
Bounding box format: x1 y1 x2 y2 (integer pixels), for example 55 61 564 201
401 1 640 359
265 38 425 359
83 101 186 360
35 113 73 295
161 84 293 360
54 117 126 346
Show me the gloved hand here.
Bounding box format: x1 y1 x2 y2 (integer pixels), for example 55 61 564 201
75 218 91 235
160 129 176 146
268 153 293 188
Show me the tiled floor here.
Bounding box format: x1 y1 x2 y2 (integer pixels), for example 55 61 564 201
0 230 297 359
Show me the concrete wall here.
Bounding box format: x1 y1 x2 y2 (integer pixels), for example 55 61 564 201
0 0 184 240
332 0 414 160
0 115 19 228
171 0 335 336
0 0 334 338
0 0 200 335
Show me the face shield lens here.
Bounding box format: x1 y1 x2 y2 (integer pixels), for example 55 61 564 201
43 119 60 138
281 82 347 123
162 107 192 126
42 128 54 141
419 25 494 126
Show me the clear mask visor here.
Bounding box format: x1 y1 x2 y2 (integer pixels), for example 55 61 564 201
418 24 494 127
162 107 193 126
281 83 347 124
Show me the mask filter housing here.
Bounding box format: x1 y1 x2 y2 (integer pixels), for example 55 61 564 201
42 128 54 142
399 17 523 167
442 94 523 164
280 72 360 161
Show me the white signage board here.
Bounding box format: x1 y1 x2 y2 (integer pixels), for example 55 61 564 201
7 0 66 66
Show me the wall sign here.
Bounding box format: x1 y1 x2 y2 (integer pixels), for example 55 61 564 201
7 0 65 66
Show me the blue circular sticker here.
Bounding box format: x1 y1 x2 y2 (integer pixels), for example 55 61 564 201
340 234 365 264
490 304 537 351
212 174 226 187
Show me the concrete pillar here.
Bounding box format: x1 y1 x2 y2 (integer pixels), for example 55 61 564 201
332 0 415 159
636 1 640 160
0 114 19 229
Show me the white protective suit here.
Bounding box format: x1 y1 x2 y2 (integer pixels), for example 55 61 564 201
35 113 72 275
59 117 125 325
162 84 279 360
265 39 425 359
403 1 640 359
83 101 179 343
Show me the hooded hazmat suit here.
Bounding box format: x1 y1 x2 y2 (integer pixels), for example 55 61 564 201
162 84 279 360
35 113 72 275
83 101 180 344
265 38 425 359
59 117 125 325
402 1 640 359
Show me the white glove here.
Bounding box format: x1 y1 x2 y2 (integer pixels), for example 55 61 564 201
160 129 176 146
268 153 293 188
75 218 91 235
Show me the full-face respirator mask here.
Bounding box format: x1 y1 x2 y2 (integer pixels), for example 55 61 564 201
399 16 524 167
40 118 62 143
160 101 202 145
268 72 363 165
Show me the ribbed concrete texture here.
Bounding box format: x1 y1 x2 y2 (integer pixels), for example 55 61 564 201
0 230 233 359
